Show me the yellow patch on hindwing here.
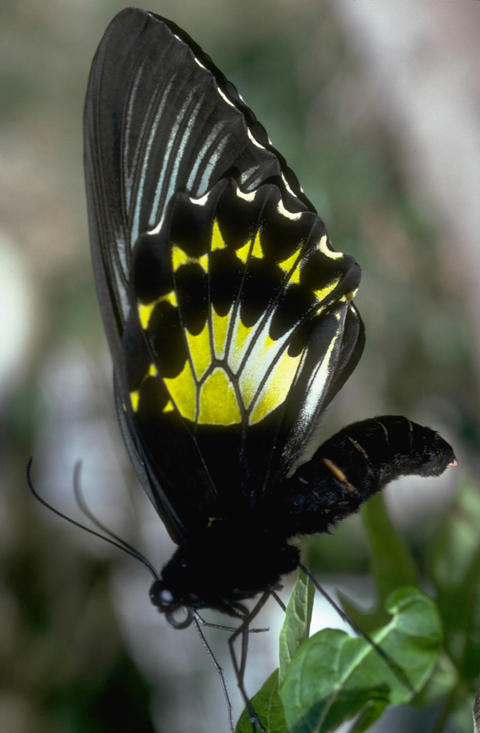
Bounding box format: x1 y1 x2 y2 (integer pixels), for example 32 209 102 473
130 390 140 412
186 325 211 380
211 307 230 359
313 280 338 303
172 244 208 272
279 248 301 284
211 220 227 251
138 292 177 330
235 240 251 264
138 302 155 330
163 361 196 422
198 367 241 424
229 315 254 372
249 347 302 424
235 230 263 265
238 325 302 419
250 231 263 259
156 305 303 426
135 187 357 427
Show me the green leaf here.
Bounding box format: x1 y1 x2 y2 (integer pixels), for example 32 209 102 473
426 477 480 728
452 686 476 733
279 568 315 686
429 477 480 682
235 669 287 733
279 586 441 733
415 651 458 707
362 493 419 600
341 493 419 633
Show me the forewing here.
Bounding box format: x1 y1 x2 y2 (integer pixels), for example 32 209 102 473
84 7 310 365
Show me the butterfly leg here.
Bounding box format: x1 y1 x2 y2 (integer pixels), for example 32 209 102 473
193 614 234 732
195 611 269 635
228 589 272 733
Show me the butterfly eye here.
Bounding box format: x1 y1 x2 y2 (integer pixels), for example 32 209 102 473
149 581 173 607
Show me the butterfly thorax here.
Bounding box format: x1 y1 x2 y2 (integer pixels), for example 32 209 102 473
150 521 300 619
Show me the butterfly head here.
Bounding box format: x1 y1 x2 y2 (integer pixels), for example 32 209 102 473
149 579 195 628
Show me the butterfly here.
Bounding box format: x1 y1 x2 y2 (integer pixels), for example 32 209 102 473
83 7 455 729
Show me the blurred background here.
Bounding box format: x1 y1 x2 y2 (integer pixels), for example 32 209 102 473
1 0 479 731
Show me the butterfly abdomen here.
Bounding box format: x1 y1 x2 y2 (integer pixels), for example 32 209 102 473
276 416 455 537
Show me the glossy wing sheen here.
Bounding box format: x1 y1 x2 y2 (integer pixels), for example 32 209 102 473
85 7 310 363
84 8 364 543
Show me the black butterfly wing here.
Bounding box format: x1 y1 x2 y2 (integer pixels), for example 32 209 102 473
84 8 365 544
85 7 310 363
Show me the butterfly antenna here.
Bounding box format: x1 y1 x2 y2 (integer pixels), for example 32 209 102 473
299 563 415 695
72 461 158 577
193 613 234 733
26 458 159 581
